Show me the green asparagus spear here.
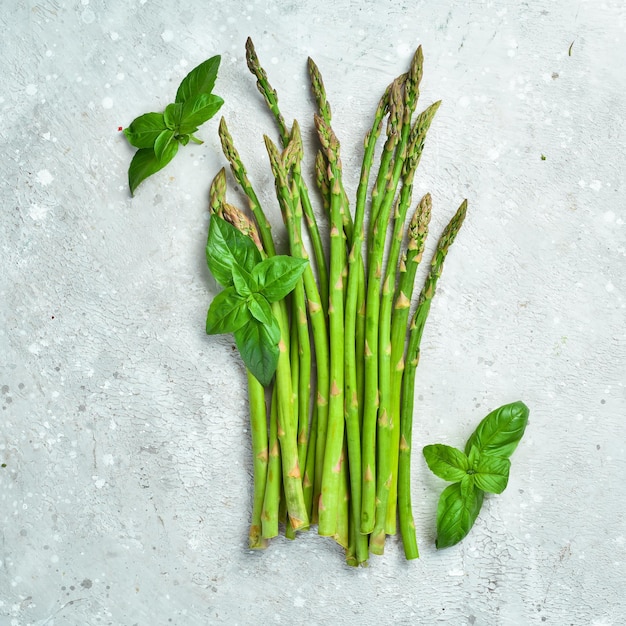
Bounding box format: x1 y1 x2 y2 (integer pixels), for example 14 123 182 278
398 199 467 559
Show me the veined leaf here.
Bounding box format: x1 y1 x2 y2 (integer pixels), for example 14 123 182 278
123 112 167 148
474 455 511 494
252 256 308 303
206 216 262 288
128 147 175 196
248 293 274 327
164 102 184 131
234 317 279 387
464 401 529 459
423 444 468 482
154 129 177 162
175 55 221 104
231 264 255 297
205 287 251 335
179 94 224 135
436 481 484 549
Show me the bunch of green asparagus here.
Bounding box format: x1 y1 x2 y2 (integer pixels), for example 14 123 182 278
206 38 467 565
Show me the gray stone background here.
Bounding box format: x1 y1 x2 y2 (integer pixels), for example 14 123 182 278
1 0 625 624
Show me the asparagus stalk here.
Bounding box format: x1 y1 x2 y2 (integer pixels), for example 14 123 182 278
385 193 431 534
371 102 441 551
398 199 467 559
208 174 269 549
360 80 404 533
264 129 331 524
315 115 347 537
246 38 329 314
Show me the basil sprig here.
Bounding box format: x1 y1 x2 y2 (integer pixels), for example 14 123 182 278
123 56 223 196
205 215 308 386
423 401 529 549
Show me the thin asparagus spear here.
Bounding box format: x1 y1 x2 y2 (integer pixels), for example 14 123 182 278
264 130 331 524
208 176 269 549
385 193 431 535
247 370 269 549
398 199 467 559
315 115 347 537
342 84 390 564
360 80 404 534
371 102 441 551
308 57 354 245
218 118 275 256
262 382 280 539
246 38 330 314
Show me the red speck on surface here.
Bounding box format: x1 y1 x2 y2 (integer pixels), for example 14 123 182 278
118 126 123 131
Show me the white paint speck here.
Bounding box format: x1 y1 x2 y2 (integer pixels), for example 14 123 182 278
606 282 614 293
589 179 602 191
110 31 119 41
103 454 114 466
102 97 113 109
293 597 305 608
29 204 49 221
578 179 587 188
93 476 106 489
603 211 615 222
25 84 37 95
488 148 500 160
448 568 465 576
396 43 411 58
116 73 125 81
50 554 59 563
81 8 95 24
161 30 174 43
36 170 54 186
271 57 278 64
46 50 53 57
459 96 470 108
109 419 117 431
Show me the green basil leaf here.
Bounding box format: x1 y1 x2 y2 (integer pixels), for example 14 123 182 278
473 455 511 494
467 444 480 470
231 264 254 297
234 317 279 387
205 287 251 335
154 129 177 163
175 55 221 104
128 147 175 196
164 102 184 131
436 481 484 549
248 293 274 326
423 444 468 482
178 134 190 146
464 401 529 459
179 94 224 135
252 256 308 303
206 216 262 288
123 112 167 148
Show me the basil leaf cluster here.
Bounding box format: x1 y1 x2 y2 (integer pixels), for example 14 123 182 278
423 401 529 549
123 56 224 195
205 216 308 386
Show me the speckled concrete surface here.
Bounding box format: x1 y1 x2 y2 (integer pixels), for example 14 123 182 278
1 1 625 624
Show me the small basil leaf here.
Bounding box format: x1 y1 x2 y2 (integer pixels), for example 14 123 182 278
178 134 190 146
154 129 176 163
231 264 254 297
252 256 308 302
423 444 468 482
467 444 480 470
175 55 221 103
436 481 484 549
128 147 172 196
206 287 251 335
248 293 274 327
460 473 474 499
179 94 224 135
206 216 262 288
164 102 184 131
123 112 167 148
464 401 529 459
473 455 511 494
234 317 279 387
